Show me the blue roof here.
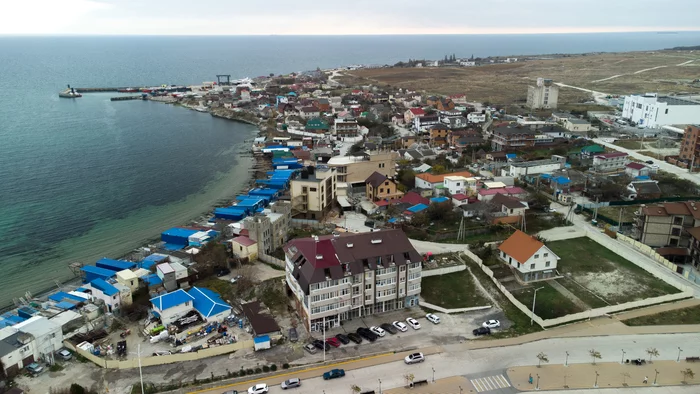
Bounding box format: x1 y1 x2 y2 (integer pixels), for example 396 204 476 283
96 258 136 272
162 227 199 238
430 197 449 203
143 273 163 286
254 335 270 343
49 291 86 303
407 203 429 213
635 175 651 180
539 174 552 179
506 153 517 159
163 243 185 251
81 265 117 279
552 176 570 185
188 287 231 318
90 278 119 297
140 253 168 269
388 218 398 223
150 289 194 311
55 301 78 310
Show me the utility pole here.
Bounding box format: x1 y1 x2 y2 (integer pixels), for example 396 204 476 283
618 208 624 232
323 316 326 363
531 286 545 325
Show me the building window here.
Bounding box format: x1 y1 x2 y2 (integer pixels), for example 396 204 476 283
545 262 551 267
365 283 372 290
673 217 683 225
302 186 307 193
310 187 317 192
534 254 539 259
530 263 536 269
544 253 549 257
665 109 669 114
380 188 384 193
671 228 681 236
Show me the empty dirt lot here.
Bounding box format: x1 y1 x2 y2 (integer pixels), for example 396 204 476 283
343 51 700 105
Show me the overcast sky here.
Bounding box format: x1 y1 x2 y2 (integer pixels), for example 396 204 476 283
3 0 699 35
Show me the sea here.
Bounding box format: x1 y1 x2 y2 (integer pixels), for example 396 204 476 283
1 32 700 308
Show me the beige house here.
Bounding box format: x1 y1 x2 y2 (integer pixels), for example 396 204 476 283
365 171 403 202
283 229 422 331
327 151 397 185
633 201 700 248
563 118 592 133
290 166 337 220
230 236 258 261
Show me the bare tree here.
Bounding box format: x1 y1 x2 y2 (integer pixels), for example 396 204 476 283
589 349 602 365
536 352 549 368
404 373 415 387
620 372 631 386
350 384 361 393
682 368 695 384
646 347 660 363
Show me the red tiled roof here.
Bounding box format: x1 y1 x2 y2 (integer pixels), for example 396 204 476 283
452 193 468 201
478 187 526 196
375 200 391 207
398 191 430 206
498 230 544 264
626 162 646 170
409 108 425 116
232 236 256 247
595 152 628 159
416 170 474 184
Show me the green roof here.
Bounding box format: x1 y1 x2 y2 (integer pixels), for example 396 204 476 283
305 118 329 130
581 145 604 153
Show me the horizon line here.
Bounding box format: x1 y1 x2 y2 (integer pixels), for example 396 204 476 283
2 29 700 37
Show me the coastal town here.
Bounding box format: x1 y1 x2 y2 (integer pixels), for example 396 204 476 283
8 52 700 394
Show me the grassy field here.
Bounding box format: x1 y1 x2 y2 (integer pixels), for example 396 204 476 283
421 269 491 309
511 282 585 320
623 305 700 326
613 140 647 150
596 205 639 223
344 51 700 105
547 238 680 305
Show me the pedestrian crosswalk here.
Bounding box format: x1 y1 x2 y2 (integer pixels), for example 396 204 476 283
470 374 512 392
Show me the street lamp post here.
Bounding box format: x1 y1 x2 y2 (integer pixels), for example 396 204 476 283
678 347 683 362
459 386 463 394
621 349 626 364
654 369 659 385
378 378 382 394
565 351 569 367
432 367 435 382
536 374 540 391
594 371 599 388
531 287 545 326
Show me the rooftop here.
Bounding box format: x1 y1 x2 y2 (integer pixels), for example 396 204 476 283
510 158 564 168
656 96 700 106
491 193 527 210
150 289 194 311
416 170 474 184
498 230 550 264
232 236 257 247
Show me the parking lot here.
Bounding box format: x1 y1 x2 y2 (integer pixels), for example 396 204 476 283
301 307 510 361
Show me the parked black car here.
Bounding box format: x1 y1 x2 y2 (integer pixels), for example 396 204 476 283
380 323 398 334
472 327 491 336
347 333 363 344
288 328 298 342
356 327 377 342
216 268 231 277
335 334 350 345
312 339 331 351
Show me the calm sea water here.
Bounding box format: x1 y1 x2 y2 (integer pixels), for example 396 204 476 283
0 32 699 306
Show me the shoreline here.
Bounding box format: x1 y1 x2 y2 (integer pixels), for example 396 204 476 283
0 103 264 310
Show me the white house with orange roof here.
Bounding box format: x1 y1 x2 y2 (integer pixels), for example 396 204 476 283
498 230 560 282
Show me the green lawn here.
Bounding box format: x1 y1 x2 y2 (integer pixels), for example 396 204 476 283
623 305 700 326
511 282 585 320
547 238 680 304
421 269 491 309
613 140 645 150
556 277 609 309
596 205 639 223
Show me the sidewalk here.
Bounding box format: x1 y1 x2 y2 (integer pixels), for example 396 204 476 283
384 376 472 394
508 360 700 391
614 298 700 321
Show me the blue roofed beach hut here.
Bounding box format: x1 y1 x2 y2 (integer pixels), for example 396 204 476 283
96 258 136 272
81 265 117 283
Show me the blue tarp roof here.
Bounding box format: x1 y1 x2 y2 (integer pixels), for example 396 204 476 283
539 174 552 179
49 291 86 303
96 258 136 272
163 243 185 251
552 176 570 185
81 265 117 280
90 278 119 296
1 313 25 324
272 158 300 164
506 153 517 159
388 218 398 223
150 289 194 311
248 188 278 197
254 335 270 343
407 203 429 213
0 319 12 328
55 301 78 310
430 197 449 203
143 274 163 286
162 227 199 238
140 253 168 269
188 287 231 318
635 175 651 180
214 207 248 221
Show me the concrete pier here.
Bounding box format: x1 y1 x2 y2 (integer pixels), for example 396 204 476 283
110 96 143 101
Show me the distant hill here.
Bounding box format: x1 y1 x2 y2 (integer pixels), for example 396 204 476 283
667 45 700 50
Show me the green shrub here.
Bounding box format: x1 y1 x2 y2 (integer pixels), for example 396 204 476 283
270 364 277 371
262 365 270 373
232 371 239 378
254 368 262 374
246 369 255 375
239 369 246 376
282 363 290 369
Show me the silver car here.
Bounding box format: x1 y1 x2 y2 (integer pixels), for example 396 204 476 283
281 378 301 389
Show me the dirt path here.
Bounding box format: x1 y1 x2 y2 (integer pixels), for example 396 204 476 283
549 279 590 310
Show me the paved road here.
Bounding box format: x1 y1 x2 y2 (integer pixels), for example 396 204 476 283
593 138 700 185
196 333 700 394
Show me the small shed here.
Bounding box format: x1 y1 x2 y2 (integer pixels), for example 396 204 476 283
253 335 271 351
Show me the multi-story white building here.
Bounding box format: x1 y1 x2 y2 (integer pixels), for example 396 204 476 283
0 316 64 375
506 156 567 177
526 78 559 109
283 230 422 331
592 152 628 173
334 119 360 138
622 94 700 128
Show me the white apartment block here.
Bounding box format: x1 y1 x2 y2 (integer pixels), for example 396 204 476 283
622 93 700 128
527 78 559 109
592 152 628 173
283 230 422 331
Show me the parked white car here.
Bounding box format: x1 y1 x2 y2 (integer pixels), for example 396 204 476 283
482 319 501 329
248 383 269 394
404 352 425 364
426 313 440 324
370 326 386 337
392 321 408 332
406 317 421 330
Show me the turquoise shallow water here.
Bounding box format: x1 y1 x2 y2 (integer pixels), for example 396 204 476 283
2 33 700 306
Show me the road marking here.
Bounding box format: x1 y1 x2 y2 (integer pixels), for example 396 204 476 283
188 351 395 394
470 374 511 392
